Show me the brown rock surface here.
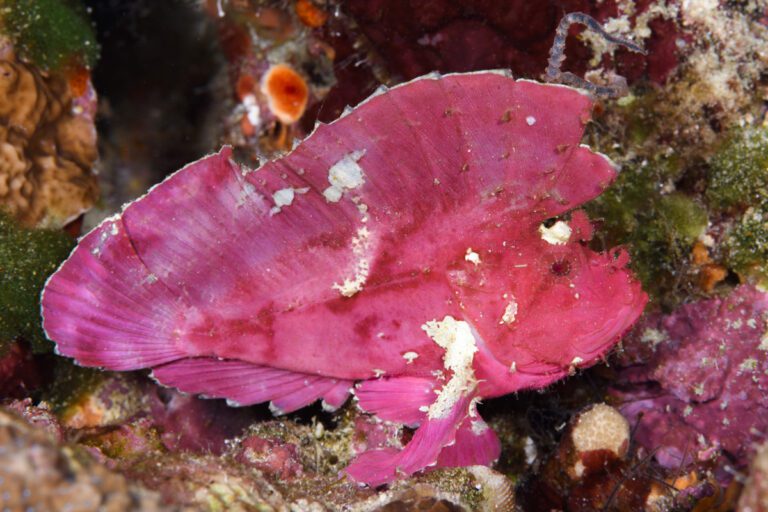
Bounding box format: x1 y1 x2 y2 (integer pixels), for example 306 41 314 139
0 407 166 511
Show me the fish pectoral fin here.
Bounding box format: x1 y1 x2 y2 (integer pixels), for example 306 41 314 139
346 385 477 487
151 357 352 413
354 376 437 426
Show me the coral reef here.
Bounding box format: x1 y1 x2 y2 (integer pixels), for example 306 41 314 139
0 407 164 511
1 0 767 508
0 47 98 227
614 286 768 484
341 0 678 84
583 0 768 305
205 0 338 161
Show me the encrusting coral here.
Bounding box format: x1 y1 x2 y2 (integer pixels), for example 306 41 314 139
614 286 768 484
0 47 98 227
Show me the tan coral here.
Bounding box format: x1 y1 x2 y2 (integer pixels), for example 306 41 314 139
0 52 98 227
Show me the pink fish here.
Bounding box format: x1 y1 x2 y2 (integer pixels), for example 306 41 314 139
42 71 646 486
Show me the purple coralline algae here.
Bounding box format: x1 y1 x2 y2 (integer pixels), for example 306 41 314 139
614 285 768 482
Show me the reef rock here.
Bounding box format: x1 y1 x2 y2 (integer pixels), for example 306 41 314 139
615 286 768 483
0 48 97 227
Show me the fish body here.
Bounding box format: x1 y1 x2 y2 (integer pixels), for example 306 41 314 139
42 71 646 485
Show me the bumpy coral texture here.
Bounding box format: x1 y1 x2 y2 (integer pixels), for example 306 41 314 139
0 407 164 511
615 286 768 481
0 50 98 227
42 72 646 485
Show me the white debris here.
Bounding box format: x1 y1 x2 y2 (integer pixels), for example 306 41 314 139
236 182 257 208
641 327 667 349
526 116 536 126
523 436 537 464
90 218 120 256
269 188 295 215
539 220 572 245
421 316 478 420
322 186 343 203
500 299 518 325
698 233 715 248
332 227 372 297
464 248 481 266
470 419 489 435
241 94 262 128
403 351 419 364
760 319 768 351
322 150 366 202
269 186 310 215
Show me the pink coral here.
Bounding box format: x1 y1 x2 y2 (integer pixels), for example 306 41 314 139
235 435 304 479
614 286 768 482
42 71 646 485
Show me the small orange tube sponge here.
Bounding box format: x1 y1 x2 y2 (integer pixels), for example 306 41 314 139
261 64 309 125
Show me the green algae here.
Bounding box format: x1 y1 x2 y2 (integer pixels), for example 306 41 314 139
707 127 768 211
0 211 74 353
723 206 768 288
586 157 707 306
706 127 768 287
0 0 98 70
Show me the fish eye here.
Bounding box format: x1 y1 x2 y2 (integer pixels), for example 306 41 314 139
550 258 572 277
